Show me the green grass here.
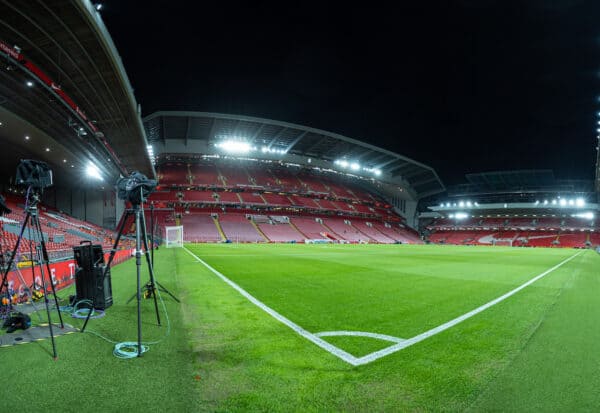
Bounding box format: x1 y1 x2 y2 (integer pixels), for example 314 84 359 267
0 249 201 412
1 243 598 412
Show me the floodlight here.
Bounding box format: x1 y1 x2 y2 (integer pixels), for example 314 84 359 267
86 162 103 181
216 140 252 153
573 212 594 220
459 201 465 207
446 202 450 207
350 162 360 171
466 201 472 207
552 199 557 205
576 198 585 207
543 200 548 205
455 212 468 220
337 160 349 168
559 199 567 206
373 169 381 176
568 199 575 206
26 81 33 87
95 3 103 11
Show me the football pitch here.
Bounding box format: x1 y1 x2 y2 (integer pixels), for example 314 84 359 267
180 243 600 411
4 243 600 412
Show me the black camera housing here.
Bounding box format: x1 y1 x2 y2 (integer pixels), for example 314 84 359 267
116 171 156 205
16 159 53 189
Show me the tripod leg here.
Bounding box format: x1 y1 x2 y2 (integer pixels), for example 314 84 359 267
154 281 180 303
33 216 64 329
135 205 143 356
34 243 58 360
81 210 132 333
140 205 161 326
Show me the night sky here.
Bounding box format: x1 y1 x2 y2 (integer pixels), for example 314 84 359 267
102 0 600 185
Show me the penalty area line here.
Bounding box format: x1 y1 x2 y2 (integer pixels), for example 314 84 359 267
183 247 361 366
355 250 585 365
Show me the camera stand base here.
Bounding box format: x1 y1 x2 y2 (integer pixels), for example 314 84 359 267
126 281 180 304
0 323 76 348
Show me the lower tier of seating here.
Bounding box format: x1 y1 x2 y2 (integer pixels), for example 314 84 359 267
427 229 591 248
152 211 421 244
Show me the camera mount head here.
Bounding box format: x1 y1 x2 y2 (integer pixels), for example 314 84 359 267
116 171 157 205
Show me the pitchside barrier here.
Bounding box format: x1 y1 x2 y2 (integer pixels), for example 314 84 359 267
2 248 133 302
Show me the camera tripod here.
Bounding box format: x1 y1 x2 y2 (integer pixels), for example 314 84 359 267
0 190 64 359
126 203 179 304
81 189 178 357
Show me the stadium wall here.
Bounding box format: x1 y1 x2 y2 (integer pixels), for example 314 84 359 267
40 185 121 230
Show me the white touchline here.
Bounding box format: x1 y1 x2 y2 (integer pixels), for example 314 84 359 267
183 247 362 366
184 247 583 366
355 250 584 365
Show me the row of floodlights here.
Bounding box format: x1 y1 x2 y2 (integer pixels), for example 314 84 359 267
448 211 594 220
440 198 586 208
213 139 382 176
439 201 480 208
214 140 288 155
334 160 382 176
535 198 586 207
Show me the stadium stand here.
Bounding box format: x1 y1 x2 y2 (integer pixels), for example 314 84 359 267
190 164 220 186
1 194 132 262
218 213 265 242
181 214 223 242
255 216 304 242
147 156 424 244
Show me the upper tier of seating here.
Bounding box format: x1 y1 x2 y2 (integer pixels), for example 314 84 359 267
156 161 379 204
428 216 596 231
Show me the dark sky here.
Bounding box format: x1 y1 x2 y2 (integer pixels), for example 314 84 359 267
101 0 600 185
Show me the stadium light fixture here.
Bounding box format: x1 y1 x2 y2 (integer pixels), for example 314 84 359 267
458 201 465 207
543 200 548 205
454 212 469 220
572 212 594 220
373 169 381 176
215 140 254 154
551 199 557 205
95 3 103 11
26 81 33 87
446 202 451 207
261 146 287 155
576 198 585 207
86 162 103 181
466 201 472 207
559 199 567 207
568 199 575 206
350 162 360 171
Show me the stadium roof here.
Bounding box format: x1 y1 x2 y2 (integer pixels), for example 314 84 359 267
452 170 594 195
144 111 445 198
0 0 154 181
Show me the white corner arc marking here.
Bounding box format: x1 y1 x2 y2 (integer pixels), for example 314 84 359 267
185 247 583 366
315 331 405 344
